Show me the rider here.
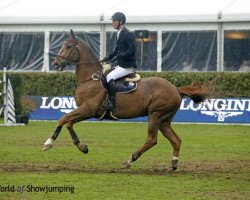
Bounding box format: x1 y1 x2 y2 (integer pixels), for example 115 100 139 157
101 12 137 112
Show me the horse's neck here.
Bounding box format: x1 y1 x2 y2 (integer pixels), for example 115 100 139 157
75 43 101 84
76 63 100 83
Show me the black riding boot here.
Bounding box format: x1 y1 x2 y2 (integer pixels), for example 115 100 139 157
102 79 116 112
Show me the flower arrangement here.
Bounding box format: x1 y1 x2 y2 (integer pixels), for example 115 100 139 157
20 96 36 116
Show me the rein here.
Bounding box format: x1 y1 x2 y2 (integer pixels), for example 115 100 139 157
77 60 102 65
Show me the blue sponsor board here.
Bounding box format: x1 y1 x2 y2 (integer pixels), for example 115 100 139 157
175 98 250 124
28 96 250 124
30 96 77 120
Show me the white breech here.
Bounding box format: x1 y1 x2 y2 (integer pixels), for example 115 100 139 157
106 66 134 82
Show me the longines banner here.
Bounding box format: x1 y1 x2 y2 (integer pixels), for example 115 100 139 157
28 96 250 124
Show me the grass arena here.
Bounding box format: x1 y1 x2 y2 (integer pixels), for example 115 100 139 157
0 121 249 199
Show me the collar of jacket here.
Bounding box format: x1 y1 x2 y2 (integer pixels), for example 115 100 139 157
117 27 127 44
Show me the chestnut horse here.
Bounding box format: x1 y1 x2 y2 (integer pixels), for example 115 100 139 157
43 30 206 170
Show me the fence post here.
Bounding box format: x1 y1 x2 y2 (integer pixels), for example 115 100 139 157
3 67 7 124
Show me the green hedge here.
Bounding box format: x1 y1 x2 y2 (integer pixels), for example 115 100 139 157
140 72 250 97
1 71 249 115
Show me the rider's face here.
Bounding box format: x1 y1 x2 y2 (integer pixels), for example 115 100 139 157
112 20 120 30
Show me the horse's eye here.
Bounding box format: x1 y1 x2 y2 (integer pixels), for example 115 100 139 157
66 45 71 49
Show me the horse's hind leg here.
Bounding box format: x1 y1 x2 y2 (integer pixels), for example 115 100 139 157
159 122 182 171
122 116 160 169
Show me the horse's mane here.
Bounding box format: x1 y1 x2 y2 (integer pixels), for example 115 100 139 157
77 37 99 62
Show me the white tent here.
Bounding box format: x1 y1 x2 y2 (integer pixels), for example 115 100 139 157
1 0 250 23
0 0 250 72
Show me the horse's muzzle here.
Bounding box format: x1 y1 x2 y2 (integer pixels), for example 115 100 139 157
53 62 67 71
52 63 60 71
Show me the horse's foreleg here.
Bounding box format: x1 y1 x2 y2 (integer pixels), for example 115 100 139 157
159 122 182 171
67 121 88 154
43 105 94 152
122 117 159 169
43 114 70 151
43 126 62 151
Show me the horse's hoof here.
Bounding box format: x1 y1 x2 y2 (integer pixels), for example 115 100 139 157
121 161 131 169
79 144 88 154
43 138 53 151
43 143 52 151
171 159 178 171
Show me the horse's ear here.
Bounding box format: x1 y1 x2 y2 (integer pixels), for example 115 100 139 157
64 31 69 38
70 29 76 40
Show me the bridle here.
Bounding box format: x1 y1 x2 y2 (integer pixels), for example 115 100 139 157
54 38 80 71
54 36 103 86
54 37 101 71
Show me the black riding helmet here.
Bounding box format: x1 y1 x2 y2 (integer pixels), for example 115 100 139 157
111 12 126 25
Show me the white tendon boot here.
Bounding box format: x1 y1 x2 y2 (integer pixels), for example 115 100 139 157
43 138 53 151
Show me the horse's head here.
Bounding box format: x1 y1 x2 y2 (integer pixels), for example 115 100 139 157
52 29 80 71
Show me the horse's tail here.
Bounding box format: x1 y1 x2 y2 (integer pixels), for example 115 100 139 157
177 81 206 104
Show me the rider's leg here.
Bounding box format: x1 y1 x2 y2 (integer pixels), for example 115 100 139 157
106 79 116 112
106 66 133 83
102 66 133 112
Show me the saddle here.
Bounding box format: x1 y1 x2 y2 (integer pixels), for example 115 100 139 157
101 64 140 93
99 64 140 121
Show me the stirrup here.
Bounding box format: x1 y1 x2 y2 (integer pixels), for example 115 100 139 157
99 111 118 120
